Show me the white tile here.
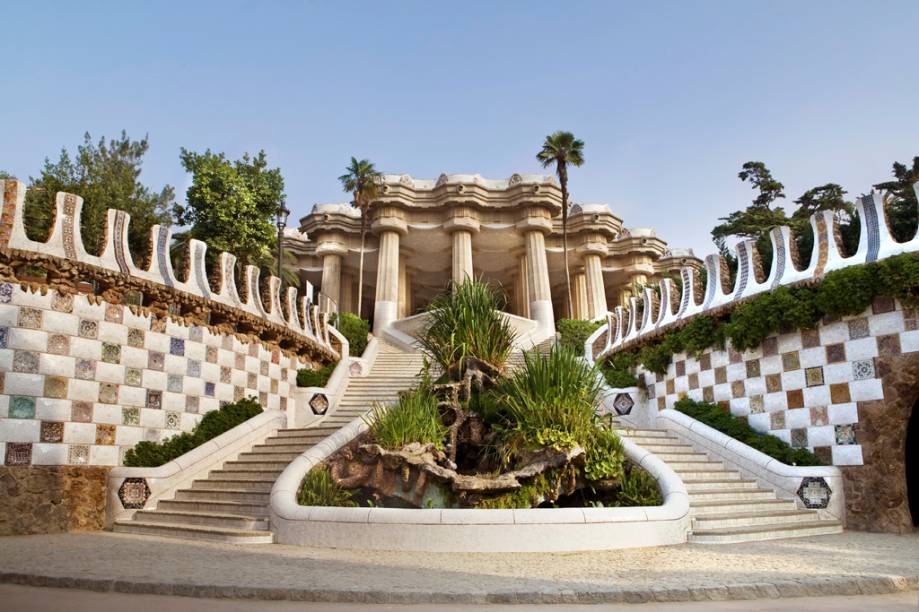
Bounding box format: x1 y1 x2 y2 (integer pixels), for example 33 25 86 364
4 372 44 396
217 349 234 368
726 363 746 382
120 386 146 408
674 376 688 393
777 332 802 353
93 404 122 425
748 412 769 433
808 425 836 447
97 321 128 344
799 347 825 368
116 426 144 446
72 297 104 320
13 288 52 309
764 392 786 412
146 331 170 353
39 354 75 378
819 321 848 344
139 409 165 428
845 337 878 361
849 378 883 401
773 429 791 444
831 444 863 466
0 395 8 418
781 370 805 390
698 370 714 388
0 348 12 371
31 443 69 465
180 412 199 430
63 422 96 444
869 311 903 336
802 386 831 407
713 384 732 402
34 398 71 421
901 330 919 354
0 419 41 442
744 377 765 396
41 311 79 336
823 362 852 385
121 346 147 369
710 350 729 368
95 362 125 384
90 444 119 466
70 337 101 361
67 379 99 401
164 354 187 376
729 397 749 416
7 328 47 352
0 304 20 326
785 407 810 429
163 392 184 411
186 341 206 361
828 402 858 424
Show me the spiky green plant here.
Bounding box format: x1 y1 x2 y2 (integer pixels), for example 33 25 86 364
365 386 448 450
418 279 516 379
298 465 356 507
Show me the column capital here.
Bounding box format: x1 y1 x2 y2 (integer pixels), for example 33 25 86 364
315 242 348 258
443 217 480 234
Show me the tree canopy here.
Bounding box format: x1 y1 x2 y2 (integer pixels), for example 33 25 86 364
22 132 174 260
874 156 919 242
174 149 285 270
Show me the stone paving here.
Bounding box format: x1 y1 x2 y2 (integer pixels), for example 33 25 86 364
0 531 916 604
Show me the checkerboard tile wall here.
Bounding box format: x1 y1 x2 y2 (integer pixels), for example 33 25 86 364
647 297 918 466
0 284 311 467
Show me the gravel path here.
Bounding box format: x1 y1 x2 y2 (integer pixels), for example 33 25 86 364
1 531 917 604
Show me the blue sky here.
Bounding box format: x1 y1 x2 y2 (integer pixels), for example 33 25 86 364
2 1 917 256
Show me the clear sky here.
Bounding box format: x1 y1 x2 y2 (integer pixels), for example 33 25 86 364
2 1 917 256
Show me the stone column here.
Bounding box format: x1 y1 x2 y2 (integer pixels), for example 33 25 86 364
340 272 354 314
584 253 608 320
524 229 554 334
574 272 588 320
452 230 474 286
517 255 530 319
316 239 348 314
372 208 406 334
398 256 409 319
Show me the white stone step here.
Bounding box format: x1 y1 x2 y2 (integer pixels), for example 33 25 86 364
274 427 340 437
131 509 268 530
207 469 282 481
666 460 726 471
191 479 273 493
175 488 269 504
156 498 269 518
236 451 301 462
250 443 313 453
260 436 324 447
687 488 777 502
632 444 698 453
616 429 674 438
223 459 290 470
672 469 742 481
646 451 711 462
690 498 798 516
691 509 822 530
113 520 273 544
688 520 843 544
683 479 760 492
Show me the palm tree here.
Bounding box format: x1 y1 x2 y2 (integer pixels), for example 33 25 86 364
338 157 382 319
537 131 585 319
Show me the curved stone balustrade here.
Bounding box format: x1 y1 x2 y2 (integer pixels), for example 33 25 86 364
586 185 919 363
0 180 335 358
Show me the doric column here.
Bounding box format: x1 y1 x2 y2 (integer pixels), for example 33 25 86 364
445 206 479 288
316 239 348 314
372 207 407 334
340 272 354 314
524 229 554 333
452 230 474 285
574 272 588 320
584 253 608 320
517 255 530 319
398 255 409 319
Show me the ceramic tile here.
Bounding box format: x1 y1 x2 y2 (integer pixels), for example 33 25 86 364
46 334 70 355
234 353 245 370
699 353 711 371
800 328 820 349
5 442 32 466
765 373 783 393
95 424 116 445
186 360 201 378
731 380 745 398
18 307 42 329
124 367 142 386
74 358 96 380
206 346 217 363
98 382 119 404
185 396 199 414
790 427 808 448
271 349 280 365
167 374 183 393
204 382 215 397
127 328 145 348
804 366 824 387
852 359 875 380
165 411 181 429
13 350 40 373
761 336 779 356
51 292 74 312
0 325 8 349
745 359 761 378
40 421 64 443
43 376 68 399
247 372 257 389
148 351 165 371
810 405 829 426
835 423 857 445
248 342 259 357
781 351 800 372
770 411 785 430
189 326 203 342
10 395 36 419
69 444 89 465
786 388 804 409
71 400 93 422
146 390 162 409
829 382 851 404
825 343 846 363
714 366 727 385
169 337 185 356
877 334 901 355
871 295 895 314
122 406 140 425
78 319 98 339
848 317 869 340
220 366 231 383
233 386 244 401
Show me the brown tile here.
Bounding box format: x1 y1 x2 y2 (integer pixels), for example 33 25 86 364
43 376 68 399
765 373 783 393
40 421 64 443
714 366 727 385
688 373 699 390
95 424 116 445
825 343 846 364
750 395 765 413
781 351 800 372
666 379 675 395
810 405 828 426
761 336 779 357
801 328 820 349
736 415 748 425
731 380 745 398
770 411 785 430
657 397 666 410
699 353 712 371
728 347 742 364
702 386 714 403
46 334 70 355
786 389 804 409
848 317 869 340
813 446 832 464
871 295 895 314
877 334 901 356
71 401 93 422
829 382 851 404
745 359 761 378
904 307 919 331
805 366 825 387
675 360 686 377
718 400 730 412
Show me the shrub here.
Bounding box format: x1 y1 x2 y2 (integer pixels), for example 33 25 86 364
674 398 822 466
556 318 602 356
123 397 262 467
418 279 516 377
366 386 447 450
611 464 663 506
600 364 638 388
297 465 356 506
331 312 370 356
297 363 336 388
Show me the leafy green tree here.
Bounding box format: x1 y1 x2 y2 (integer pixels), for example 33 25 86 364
537 131 585 318
0 171 16 180
737 161 785 208
792 183 859 261
874 156 919 242
174 149 285 272
338 157 381 318
23 132 173 260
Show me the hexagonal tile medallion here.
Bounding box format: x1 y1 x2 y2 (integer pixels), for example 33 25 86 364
613 392 635 416
118 477 150 509
797 476 832 509
309 393 329 415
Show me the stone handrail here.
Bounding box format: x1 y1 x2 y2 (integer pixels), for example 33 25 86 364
657 408 845 520
105 410 288 525
269 410 690 552
0 180 335 359
585 184 919 364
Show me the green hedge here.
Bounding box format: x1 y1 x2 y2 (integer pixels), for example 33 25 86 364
556 318 603 356
608 252 919 375
331 312 370 356
674 398 822 466
123 397 262 467
297 363 335 387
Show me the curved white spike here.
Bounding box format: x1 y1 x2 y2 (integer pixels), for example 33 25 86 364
639 287 657 334
702 253 732 311
657 278 679 329
735 239 771 300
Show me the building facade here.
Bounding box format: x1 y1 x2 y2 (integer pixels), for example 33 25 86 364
293 173 701 336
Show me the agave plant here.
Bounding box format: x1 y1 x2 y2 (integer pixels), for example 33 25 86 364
418 279 516 379
366 386 447 450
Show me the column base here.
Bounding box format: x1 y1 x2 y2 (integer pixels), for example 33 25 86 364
373 300 398 335
529 300 556 339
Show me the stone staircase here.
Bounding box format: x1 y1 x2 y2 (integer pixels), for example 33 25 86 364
615 424 843 544
113 342 426 543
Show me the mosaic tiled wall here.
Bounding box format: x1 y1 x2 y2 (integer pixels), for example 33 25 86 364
645 296 917 466
0 283 308 467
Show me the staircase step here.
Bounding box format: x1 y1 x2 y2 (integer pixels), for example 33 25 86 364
689 520 843 544
646 452 711 462
156 498 269 518
131 509 268 530
683 479 760 492
175 488 269 504
667 460 726 470
691 509 822 530
687 488 777 502
261 436 324 446
208 469 282 481
224 459 290 470
236 451 301 462
191 479 273 493
274 427 341 437
671 469 742 481
690 499 797 515
113 520 273 544
250 443 314 453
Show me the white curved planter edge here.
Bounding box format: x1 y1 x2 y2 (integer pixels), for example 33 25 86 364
105 410 288 526
657 409 845 522
269 413 691 552
290 326 356 428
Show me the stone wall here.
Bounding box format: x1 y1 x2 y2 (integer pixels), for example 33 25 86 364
0 465 108 535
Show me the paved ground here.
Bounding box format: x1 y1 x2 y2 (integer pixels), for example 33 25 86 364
2 585 917 611
0 531 917 604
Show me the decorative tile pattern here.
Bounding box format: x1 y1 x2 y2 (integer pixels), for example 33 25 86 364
848 317 869 340
43 376 68 399
613 393 635 415
745 359 761 378
105 303 123 323
18 307 42 329
189 326 203 342
835 424 857 445
731 380 745 398
714 366 727 385
852 359 875 381
309 393 329 415
702 386 714 402
765 373 783 393
165 411 181 429
127 328 145 348
13 350 39 373
206 346 218 363
872 295 895 314
51 291 74 312
101 342 121 364
170 337 185 356
247 372 257 389
186 396 199 414
790 427 808 448
78 319 98 339
96 423 116 445
825 343 846 364
761 336 779 356
810 405 828 426
0 282 11 303
71 401 93 422
800 328 820 349
770 411 785 429
47 334 70 355
699 353 711 371
260 361 269 376
69 445 89 465
829 383 851 404
148 351 165 371
125 367 142 386
10 396 36 419
99 383 119 404
804 366 824 387
234 353 245 370
40 421 64 443
688 373 699 390
122 407 140 425
118 477 150 509
877 334 901 355
112 210 131 274
0 325 7 349
781 351 800 371
204 382 215 397
75 358 96 380
146 390 162 409
167 374 183 393
5 442 32 466
750 395 765 414
797 476 832 509
786 389 804 409
674 360 685 377
220 367 231 383
186 360 201 378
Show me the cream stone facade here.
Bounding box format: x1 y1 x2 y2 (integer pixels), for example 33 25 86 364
293 173 702 336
